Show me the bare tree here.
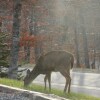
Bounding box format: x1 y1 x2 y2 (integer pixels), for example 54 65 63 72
8 0 22 78
74 27 80 68
80 12 90 68
25 5 34 63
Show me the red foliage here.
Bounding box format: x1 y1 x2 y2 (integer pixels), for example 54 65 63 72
19 34 46 47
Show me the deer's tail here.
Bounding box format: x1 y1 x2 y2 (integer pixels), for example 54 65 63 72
71 55 74 69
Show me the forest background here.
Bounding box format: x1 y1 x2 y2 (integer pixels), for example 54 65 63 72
0 0 100 78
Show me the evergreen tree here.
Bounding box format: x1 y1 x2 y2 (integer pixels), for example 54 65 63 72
0 32 10 67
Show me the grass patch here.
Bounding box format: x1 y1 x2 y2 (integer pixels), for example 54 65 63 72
0 78 100 100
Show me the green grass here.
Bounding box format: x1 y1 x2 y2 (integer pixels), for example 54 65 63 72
0 78 100 100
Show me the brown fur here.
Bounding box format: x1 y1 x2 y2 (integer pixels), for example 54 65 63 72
24 50 74 93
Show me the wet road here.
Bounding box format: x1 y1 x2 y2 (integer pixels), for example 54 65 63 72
32 71 100 98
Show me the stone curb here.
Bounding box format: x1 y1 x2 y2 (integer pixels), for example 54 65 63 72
0 84 68 100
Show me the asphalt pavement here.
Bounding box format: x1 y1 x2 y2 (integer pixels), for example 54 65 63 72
32 71 100 98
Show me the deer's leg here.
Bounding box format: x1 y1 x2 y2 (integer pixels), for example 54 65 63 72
47 72 51 92
60 71 71 93
65 70 71 93
44 74 48 90
67 72 71 93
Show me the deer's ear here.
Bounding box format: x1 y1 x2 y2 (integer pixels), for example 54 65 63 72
27 69 31 76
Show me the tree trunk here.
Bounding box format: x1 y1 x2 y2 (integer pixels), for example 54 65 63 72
82 32 90 68
25 6 34 63
33 9 43 62
25 5 43 63
80 12 90 68
0 21 2 32
91 34 96 69
74 27 80 68
8 0 22 79
0 21 2 72
82 28 90 68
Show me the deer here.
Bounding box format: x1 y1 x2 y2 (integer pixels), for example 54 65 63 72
24 50 74 93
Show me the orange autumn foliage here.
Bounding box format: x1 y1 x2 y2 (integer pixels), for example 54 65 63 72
19 34 46 47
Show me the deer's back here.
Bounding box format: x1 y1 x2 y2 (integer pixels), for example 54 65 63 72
36 51 73 72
